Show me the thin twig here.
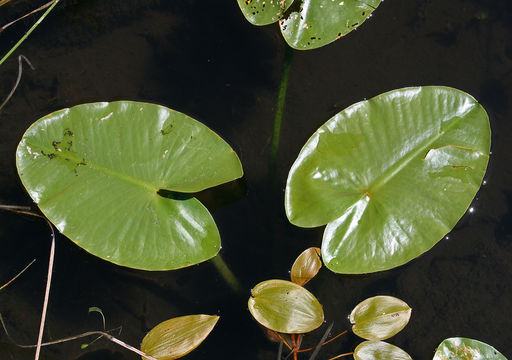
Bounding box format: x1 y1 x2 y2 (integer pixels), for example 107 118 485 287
326 352 354 360
0 205 43 218
307 322 334 360
0 0 60 66
0 1 55 33
34 219 55 360
277 341 283 360
0 318 158 360
298 328 348 353
276 332 293 351
0 54 34 112
0 205 32 211
0 258 36 291
0 205 54 359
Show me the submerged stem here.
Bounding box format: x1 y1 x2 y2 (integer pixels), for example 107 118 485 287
0 0 60 66
269 45 293 187
326 352 353 360
210 254 243 295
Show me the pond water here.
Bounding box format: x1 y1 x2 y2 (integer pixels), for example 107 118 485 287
0 1 511 359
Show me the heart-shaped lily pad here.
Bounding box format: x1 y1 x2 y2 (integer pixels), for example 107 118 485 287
285 86 490 274
433 338 507 360
16 101 243 270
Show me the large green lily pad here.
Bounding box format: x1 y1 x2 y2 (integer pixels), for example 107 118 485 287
16 101 243 270
285 86 490 274
433 338 507 360
248 279 324 333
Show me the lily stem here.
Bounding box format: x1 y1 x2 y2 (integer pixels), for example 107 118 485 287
269 44 293 189
211 254 243 296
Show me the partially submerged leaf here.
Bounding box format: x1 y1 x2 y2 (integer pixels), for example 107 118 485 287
280 0 382 50
140 314 219 360
350 296 411 340
290 247 322 286
237 0 294 26
433 337 507 360
248 279 324 334
285 86 491 273
88 306 106 330
354 341 413 360
16 101 243 270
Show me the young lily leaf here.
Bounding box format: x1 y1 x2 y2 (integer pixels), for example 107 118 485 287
237 0 294 26
285 86 490 274
280 0 382 50
290 247 322 286
248 279 324 334
433 338 507 360
354 341 413 360
140 314 219 360
16 101 243 270
350 296 411 340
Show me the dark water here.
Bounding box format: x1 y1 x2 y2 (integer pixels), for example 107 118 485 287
0 1 511 359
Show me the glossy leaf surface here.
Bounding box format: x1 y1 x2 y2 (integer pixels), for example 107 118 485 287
350 296 411 340
280 0 382 50
290 247 322 286
286 86 490 273
237 0 294 26
248 279 324 333
140 314 219 360
354 341 413 360
16 101 243 270
433 338 507 360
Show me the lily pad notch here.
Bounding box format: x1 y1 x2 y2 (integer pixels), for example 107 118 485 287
16 101 244 271
285 86 491 274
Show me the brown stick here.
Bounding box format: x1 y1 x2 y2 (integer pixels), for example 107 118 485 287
326 352 353 360
0 258 36 291
0 1 55 32
34 219 55 360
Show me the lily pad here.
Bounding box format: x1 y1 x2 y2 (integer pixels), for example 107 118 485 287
354 341 413 360
16 101 243 270
350 296 411 340
140 314 219 360
290 247 322 286
237 0 382 50
248 279 324 333
236 0 294 26
433 338 507 360
285 86 490 274
280 0 382 50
